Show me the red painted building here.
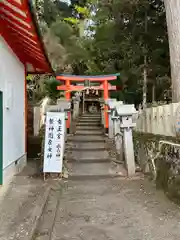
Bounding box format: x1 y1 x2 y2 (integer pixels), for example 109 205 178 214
0 0 52 184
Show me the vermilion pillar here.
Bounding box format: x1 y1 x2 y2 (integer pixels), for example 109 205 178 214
24 68 27 153
65 80 71 132
103 80 109 132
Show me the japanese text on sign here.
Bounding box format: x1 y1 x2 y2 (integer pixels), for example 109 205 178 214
43 112 65 173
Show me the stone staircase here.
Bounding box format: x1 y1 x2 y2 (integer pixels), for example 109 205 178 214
67 113 126 180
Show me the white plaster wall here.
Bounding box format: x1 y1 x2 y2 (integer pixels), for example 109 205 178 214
0 36 25 170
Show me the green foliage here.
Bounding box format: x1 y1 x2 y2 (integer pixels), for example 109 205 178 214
34 0 171 105
74 5 89 17
26 74 33 81
82 0 171 104
44 77 60 101
64 17 80 25
35 0 90 73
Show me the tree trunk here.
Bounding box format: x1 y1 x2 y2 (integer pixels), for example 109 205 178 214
164 0 180 102
142 11 148 109
142 55 147 109
79 19 85 37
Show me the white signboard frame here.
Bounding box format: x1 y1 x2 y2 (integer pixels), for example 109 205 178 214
43 112 65 173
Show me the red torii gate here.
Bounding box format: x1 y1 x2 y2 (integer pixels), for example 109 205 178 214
56 83 117 91
56 74 120 132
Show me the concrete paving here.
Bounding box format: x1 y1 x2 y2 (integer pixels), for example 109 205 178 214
52 179 180 240
0 161 49 240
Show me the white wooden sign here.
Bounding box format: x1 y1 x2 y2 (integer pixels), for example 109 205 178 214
43 112 65 173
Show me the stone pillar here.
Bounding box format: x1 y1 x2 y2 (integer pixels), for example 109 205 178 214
72 93 81 119
33 106 40 136
106 98 120 139
73 101 79 119
108 110 114 138
103 80 109 133
121 116 136 176
101 106 105 127
115 104 137 177
114 119 122 154
99 99 105 127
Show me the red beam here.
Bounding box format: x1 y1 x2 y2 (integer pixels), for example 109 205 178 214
0 2 31 24
0 1 51 73
21 0 44 53
57 85 85 91
0 15 44 54
0 27 26 64
9 27 37 45
0 12 31 32
22 48 47 64
22 0 52 73
23 53 49 70
0 20 49 71
56 76 117 81
0 24 45 61
5 0 26 12
0 18 37 42
19 47 45 62
10 37 45 57
0 18 47 60
57 85 116 91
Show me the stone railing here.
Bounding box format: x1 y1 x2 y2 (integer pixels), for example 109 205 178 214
133 131 180 203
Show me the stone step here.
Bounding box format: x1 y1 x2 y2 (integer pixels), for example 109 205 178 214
70 149 109 160
81 114 101 117
68 138 105 143
80 118 101 121
69 147 106 151
75 131 103 135
76 124 100 128
70 142 105 149
76 125 100 128
69 162 123 180
72 135 105 141
79 118 101 121
78 121 101 125
81 115 101 118
75 126 102 131
77 122 101 126
67 158 110 163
